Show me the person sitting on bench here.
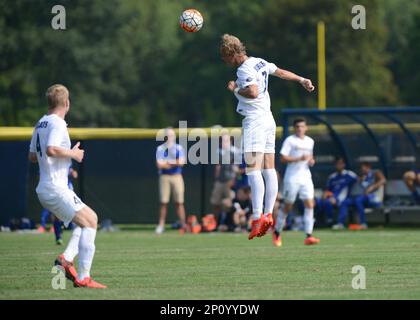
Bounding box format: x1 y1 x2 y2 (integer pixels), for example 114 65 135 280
403 164 420 205
333 162 386 230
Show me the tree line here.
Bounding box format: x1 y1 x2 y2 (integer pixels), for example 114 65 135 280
0 0 419 128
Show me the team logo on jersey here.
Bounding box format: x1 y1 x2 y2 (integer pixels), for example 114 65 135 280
74 196 81 205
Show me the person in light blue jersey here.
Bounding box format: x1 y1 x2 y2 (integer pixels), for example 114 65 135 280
155 128 187 234
333 162 386 230
316 157 357 226
403 163 420 205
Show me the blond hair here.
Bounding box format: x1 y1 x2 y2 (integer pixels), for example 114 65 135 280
46 84 69 109
220 34 246 58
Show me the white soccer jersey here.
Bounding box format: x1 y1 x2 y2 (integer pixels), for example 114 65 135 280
29 114 71 192
234 57 278 117
280 134 314 183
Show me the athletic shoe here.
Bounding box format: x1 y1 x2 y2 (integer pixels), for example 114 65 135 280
74 277 107 289
272 231 282 247
54 254 77 282
304 236 320 245
37 226 46 233
348 224 363 230
248 215 263 240
332 223 345 230
56 238 63 245
155 225 164 234
257 213 273 237
179 226 186 235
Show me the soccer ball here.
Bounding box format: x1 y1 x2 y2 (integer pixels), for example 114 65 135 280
179 9 203 33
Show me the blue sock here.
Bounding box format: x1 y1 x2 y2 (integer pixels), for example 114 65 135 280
53 220 62 241
40 209 50 228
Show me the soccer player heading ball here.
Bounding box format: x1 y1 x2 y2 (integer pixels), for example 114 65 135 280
220 34 315 244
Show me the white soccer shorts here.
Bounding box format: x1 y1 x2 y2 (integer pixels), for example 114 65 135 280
283 180 314 204
37 187 85 227
242 113 276 154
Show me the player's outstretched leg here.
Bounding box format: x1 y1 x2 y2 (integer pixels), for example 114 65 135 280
247 170 265 240
72 206 107 289
258 167 278 237
272 204 289 247
54 226 81 282
245 152 266 240
303 201 320 245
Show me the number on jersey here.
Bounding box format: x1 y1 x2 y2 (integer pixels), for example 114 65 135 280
36 133 42 157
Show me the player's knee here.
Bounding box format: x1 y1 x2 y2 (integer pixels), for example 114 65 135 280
91 212 98 228
82 207 98 229
305 202 315 209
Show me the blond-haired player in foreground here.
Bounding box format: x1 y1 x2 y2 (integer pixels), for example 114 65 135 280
29 84 106 288
220 34 315 240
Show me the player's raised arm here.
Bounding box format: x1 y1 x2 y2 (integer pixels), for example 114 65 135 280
272 68 315 92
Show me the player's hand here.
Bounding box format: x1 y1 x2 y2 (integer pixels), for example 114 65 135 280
71 169 78 179
227 81 237 92
71 142 84 163
300 154 311 161
308 158 315 167
300 78 315 92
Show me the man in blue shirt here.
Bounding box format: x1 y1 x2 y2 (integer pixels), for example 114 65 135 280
403 162 420 204
333 161 386 229
155 128 186 234
316 157 357 226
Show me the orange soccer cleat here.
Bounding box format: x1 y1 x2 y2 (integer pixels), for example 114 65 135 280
37 226 46 233
54 254 77 282
272 231 282 247
257 213 273 237
248 214 263 240
304 236 320 245
74 277 107 289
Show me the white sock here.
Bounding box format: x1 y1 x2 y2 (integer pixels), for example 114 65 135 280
247 170 265 220
262 169 278 215
304 207 315 235
275 208 286 233
63 226 81 262
78 227 96 281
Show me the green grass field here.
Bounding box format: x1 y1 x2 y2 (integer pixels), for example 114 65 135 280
1 226 420 300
